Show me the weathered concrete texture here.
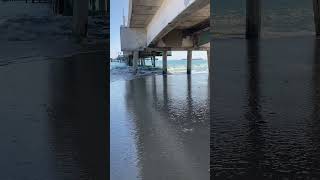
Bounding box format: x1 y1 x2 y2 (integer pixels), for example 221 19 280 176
146 0 209 46
133 51 139 73
128 0 164 28
162 50 167 74
122 0 210 52
120 26 147 51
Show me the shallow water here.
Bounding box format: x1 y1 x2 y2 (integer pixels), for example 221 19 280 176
110 73 210 180
152 59 209 73
110 59 209 82
212 36 320 179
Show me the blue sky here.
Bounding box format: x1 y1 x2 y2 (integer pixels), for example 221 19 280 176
110 0 128 59
110 0 207 60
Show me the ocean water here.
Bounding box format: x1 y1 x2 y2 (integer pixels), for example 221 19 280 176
110 59 209 82
111 59 208 73
151 59 208 73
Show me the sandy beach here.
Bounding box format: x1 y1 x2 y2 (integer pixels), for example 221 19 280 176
110 73 210 179
0 1 108 179
0 1 107 62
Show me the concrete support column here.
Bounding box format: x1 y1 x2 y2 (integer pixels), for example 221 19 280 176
128 55 132 66
133 51 139 74
187 50 192 74
207 49 211 72
162 51 168 74
99 0 105 12
72 0 89 38
63 0 73 16
314 0 320 36
246 0 261 39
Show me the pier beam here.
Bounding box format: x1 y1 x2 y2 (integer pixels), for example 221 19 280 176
246 0 261 39
133 51 139 74
187 50 192 74
163 51 168 74
314 0 320 36
207 49 211 72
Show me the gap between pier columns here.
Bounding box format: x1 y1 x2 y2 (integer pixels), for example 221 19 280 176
187 50 192 74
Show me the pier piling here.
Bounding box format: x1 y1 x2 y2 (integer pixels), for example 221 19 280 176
207 49 210 72
314 0 320 36
246 0 261 39
133 51 139 74
152 56 156 67
163 51 168 74
187 50 192 74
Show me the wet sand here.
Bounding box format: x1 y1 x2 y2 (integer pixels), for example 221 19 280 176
212 36 320 178
0 1 108 62
110 74 210 180
0 52 107 179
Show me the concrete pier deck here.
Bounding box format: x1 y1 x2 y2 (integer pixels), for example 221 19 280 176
120 0 210 73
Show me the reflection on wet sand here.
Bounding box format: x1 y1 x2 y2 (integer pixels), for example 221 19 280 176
47 52 107 179
243 39 267 177
0 52 107 179
212 36 320 178
110 74 209 180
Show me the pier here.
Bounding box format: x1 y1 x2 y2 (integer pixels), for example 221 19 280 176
244 0 320 38
50 0 108 38
211 0 320 178
0 1 108 179
120 0 210 74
